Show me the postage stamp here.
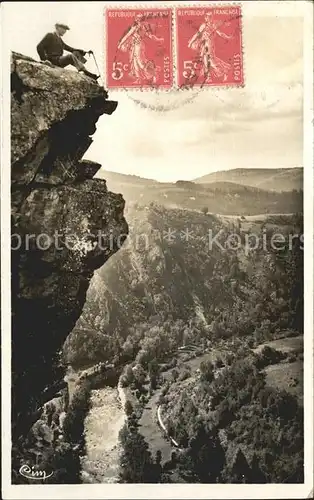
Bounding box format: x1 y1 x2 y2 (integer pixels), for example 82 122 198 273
176 5 244 88
105 8 173 89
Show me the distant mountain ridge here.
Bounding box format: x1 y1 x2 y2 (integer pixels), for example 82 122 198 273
96 169 159 186
193 167 303 192
95 168 302 216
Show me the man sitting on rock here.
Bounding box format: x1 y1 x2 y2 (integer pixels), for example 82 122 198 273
37 23 99 81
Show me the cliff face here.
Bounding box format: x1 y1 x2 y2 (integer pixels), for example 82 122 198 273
11 52 128 440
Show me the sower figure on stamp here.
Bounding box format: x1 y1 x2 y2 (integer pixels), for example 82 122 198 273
188 12 232 82
117 14 164 84
37 23 99 81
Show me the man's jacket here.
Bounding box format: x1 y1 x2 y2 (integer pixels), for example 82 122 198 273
37 32 81 61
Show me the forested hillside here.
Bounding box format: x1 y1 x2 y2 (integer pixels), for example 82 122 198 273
63 205 303 370
61 202 303 484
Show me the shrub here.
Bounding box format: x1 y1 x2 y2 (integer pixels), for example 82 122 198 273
255 346 285 369
62 381 91 445
125 400 133 417
215 357 224 369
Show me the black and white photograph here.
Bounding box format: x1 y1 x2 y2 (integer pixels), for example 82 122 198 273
1 1 313 499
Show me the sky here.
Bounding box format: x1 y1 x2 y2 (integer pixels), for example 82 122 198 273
3 1 304 182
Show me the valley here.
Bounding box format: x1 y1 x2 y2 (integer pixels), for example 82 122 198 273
97 168 303 216
60 190 303 483
22 167 303 484
71 328 303 484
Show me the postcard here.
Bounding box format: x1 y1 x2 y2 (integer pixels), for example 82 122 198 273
1 1 313 499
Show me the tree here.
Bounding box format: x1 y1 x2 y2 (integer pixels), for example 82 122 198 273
249 453 267 483
148 361 159 390
122 337 136 360
148 360 159 378
133 364 146 388
155 450 162 465
202 207 209 215
171 369 179 382
255 346 284 369
124 400 133 417
42 441 81 484
62 381 91 445
228 448 251 483
139 394 147 406
127 412 139 430
121 365 134 387
119 424 159 483
225 353 234 366
149 375 157 391
229 260 240 280
200 360 214 383
215 357 224 369
153 450 163 483
179 423 225 483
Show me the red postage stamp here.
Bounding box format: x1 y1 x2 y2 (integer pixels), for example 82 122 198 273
105 8 173 89
176 5 244 88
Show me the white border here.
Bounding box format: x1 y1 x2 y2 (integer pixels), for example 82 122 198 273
302 0 314 494
1 1 313 499
1 0 13 497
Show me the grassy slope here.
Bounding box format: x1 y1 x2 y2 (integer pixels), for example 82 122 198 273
265 361 303 403
252 335 303 404
253 335 303 355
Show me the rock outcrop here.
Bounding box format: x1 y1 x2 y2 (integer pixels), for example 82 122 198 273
11 52 128 441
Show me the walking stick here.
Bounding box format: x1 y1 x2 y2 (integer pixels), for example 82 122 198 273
88 51 103 86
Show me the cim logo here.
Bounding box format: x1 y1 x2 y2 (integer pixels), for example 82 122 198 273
19 464 53 480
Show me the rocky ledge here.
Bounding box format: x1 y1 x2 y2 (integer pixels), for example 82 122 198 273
11 52 128 440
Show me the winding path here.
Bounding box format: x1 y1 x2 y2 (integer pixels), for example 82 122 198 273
157 405 180 448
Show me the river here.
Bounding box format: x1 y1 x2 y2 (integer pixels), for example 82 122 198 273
80 386 126 483
77 349 219 481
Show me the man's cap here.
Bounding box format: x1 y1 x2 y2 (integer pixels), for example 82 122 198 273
55 23 70 30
